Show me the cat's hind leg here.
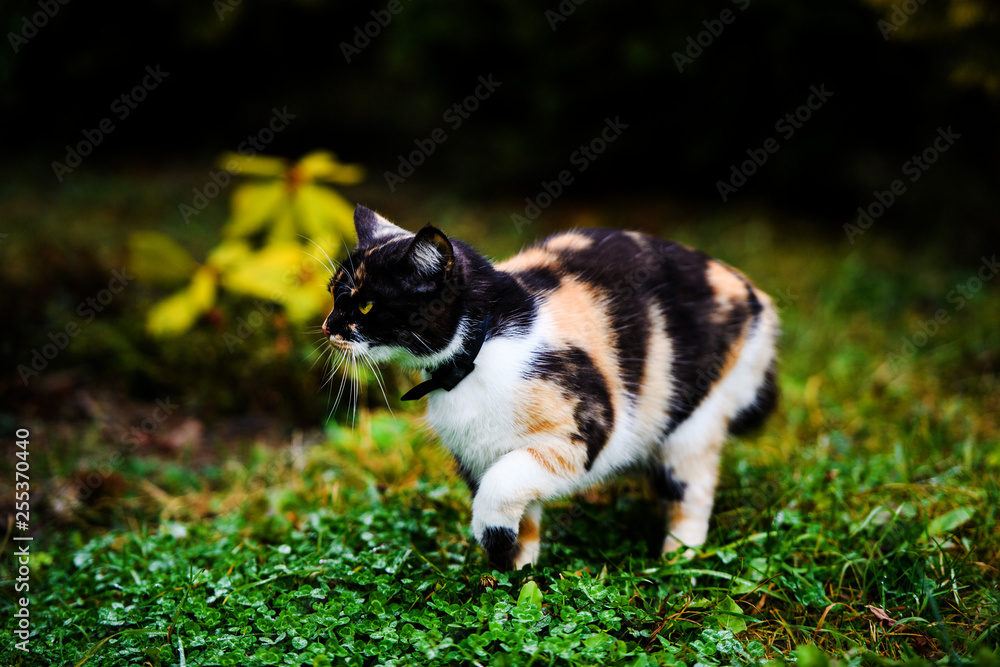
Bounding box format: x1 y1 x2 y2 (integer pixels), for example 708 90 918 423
657 304 778 555
656 423 726 555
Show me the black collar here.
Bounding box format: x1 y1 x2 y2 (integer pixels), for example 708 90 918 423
400 313 491 401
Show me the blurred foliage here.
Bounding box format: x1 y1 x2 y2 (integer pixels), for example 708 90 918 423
860 0 1000 96
129 151 362 337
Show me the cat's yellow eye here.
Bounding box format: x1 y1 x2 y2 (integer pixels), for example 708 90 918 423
359 300 373 314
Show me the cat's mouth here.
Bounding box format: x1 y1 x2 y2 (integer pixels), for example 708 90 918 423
327 336 387 361
327 334 358 351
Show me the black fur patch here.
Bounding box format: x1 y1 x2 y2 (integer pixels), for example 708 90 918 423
546 230 651 400
651 465 687 502
728 362 778 435
486 271 538 336
609 295 650 399
512 267 561 293
648 245 753 437
528 346 613 471
745 281 763 319
454 458 479 496
481 526 518 570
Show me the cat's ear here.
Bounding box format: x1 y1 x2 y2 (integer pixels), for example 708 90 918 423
408 225 455 278
354 205 408 246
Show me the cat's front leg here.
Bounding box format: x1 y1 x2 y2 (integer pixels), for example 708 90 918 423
472 444 582 570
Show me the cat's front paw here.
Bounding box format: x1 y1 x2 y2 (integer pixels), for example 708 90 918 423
662 536 696 561
475 526 516 570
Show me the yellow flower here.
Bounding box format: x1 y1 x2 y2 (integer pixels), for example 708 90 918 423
132 150 364 337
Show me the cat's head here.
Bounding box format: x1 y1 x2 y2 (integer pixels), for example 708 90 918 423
321 206 468 368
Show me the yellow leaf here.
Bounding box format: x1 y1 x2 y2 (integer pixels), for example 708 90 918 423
267 204 298 244
282 286 329 323
295 151 365 184
128 231 198 287
189 265 217 310
225 182 287 238
293 184 357 241
217 152 288 177
147 284 214 337
206 239 252 272
220 244 305 300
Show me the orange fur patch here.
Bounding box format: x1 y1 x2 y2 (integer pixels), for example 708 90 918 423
518 514 540 543
706 319 750 395
517 379 587 476
705 261 748 318
542 278 623 419
519 380 576 438
496 247 559 273
544 232 594 252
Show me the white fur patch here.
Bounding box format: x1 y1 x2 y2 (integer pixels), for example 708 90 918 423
410 241 443 275
424 327 543 479
364 317 470 369
369 210 411 240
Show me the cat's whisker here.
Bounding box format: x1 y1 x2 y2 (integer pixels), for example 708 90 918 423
328 349 351 402
350 350 361 428
341 239 358 284
321 350 346 393
331 263 356 291
323 350 347 424
306 337 330 354
360 348 394 418
411 332 435 354
300 235 340 276
300 249 339 279
305 335 333 356
309 342 337 372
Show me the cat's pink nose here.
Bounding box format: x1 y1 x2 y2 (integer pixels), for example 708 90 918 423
322 322 329 337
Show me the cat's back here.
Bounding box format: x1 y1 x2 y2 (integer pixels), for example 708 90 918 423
494 227 778 460
496 227 769 333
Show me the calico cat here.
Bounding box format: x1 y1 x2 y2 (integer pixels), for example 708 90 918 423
321 205 779 570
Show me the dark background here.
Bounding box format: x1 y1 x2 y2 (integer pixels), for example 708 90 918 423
3 0 998 253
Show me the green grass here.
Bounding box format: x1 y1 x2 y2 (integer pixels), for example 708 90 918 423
2 173 999 666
